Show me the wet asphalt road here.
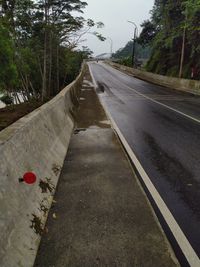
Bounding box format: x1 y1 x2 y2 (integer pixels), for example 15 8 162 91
89 62 200 261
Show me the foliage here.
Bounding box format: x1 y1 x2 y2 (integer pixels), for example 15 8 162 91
116 57 132 67
140 0 200 79
0 0 104 101
0 24 18 92
0 95 13 105
137 20 157 47
113 41 151 59
113 40 151 67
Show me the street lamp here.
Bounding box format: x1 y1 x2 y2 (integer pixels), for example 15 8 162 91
127 20 138 67
107 37 113 57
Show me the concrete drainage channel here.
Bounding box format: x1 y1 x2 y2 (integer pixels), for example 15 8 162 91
0 64 86 267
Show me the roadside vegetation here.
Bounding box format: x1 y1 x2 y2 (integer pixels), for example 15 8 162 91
114 1 200 80
0 0 105 103
113 41 151 68
0 0 105 130
138 0 200 79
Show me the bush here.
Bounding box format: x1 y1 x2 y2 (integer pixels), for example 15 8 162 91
0 95 13 105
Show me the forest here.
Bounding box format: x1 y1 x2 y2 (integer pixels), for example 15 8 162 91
114 1 200 80
139 0 200 79
113 41 151 67
0 0 104 104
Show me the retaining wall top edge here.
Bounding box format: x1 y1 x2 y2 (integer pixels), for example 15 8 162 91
109 61 200 86
0 65 84 144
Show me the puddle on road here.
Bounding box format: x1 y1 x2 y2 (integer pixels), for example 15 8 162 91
97 82 105 93
96 81 125 104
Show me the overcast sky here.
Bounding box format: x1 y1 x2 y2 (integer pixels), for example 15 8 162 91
79 0 155 56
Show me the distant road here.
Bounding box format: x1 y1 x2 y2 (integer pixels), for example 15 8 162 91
89 62 200 266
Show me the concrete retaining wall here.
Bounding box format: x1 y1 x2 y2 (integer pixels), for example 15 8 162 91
108 61 200 95
0 66 85 267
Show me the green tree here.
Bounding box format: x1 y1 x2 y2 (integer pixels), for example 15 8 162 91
0 0 104 102
0 24 18 93
137 20 157 47
113 40 151 67
140 0 200 79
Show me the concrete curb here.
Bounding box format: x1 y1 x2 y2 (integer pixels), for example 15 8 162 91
107 61 200 96
0 64 85 267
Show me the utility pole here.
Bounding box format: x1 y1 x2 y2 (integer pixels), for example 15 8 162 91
128 21 138 68
131 27 137 67
179 8 188 78
179 26 186 78
107 37 113 57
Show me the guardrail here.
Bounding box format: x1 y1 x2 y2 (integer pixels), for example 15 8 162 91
0 64 85 267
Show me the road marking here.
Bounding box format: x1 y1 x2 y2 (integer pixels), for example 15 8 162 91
88 63 200 267
100 63 200 125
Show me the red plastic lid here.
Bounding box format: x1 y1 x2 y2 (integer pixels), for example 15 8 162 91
23 172 37 184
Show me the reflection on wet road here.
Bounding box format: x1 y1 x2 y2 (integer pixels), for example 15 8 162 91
89 62 200 264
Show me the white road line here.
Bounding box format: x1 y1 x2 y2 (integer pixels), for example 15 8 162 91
100 63 200 125
88 63 200 267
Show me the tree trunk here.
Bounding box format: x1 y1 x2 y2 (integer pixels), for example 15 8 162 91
42 0 48 101
48 30 53 96
56 43 60 93
179 26 186 78
21 90 28 102
30 81 38 99
16 92 21 104
179 10 188 79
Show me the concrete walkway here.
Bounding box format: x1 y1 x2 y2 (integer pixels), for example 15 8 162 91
34 69 179 267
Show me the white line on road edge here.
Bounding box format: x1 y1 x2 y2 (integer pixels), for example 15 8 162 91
101 62 200 125
88 63 200 267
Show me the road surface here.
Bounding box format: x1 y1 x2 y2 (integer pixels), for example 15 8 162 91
89 62 200 266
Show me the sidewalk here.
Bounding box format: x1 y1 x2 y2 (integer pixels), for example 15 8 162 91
34 67 178 267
